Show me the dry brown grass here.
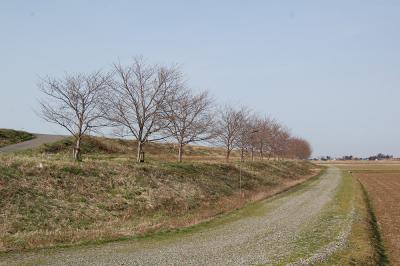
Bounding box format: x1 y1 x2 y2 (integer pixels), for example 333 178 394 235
0 140 318 252
32 135 273 163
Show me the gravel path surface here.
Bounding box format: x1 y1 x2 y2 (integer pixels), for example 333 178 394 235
0 134 65 152
1 167 346 266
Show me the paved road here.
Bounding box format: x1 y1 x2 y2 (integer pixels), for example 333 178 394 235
0 167 351 265
0 134 65 152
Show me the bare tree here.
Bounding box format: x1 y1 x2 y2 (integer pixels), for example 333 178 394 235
246 116 260 161
235 114 258 161
105 58 181 162
269 122 290 160
286 137 312 159
38 71 109 161
215 106 249 162
253 116 273 160
164 89 214 162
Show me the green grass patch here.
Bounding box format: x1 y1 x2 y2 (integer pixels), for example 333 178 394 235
0 128 34 148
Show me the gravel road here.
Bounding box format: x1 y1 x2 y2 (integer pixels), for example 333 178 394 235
1 167 347 266
0 134 65 152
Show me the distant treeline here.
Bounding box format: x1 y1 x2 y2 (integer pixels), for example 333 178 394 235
316 153 394 161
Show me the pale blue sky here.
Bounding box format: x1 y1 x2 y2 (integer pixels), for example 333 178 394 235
1 1 400 157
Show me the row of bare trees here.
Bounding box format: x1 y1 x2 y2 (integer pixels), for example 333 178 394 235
215 106 311 162
39 57 311 162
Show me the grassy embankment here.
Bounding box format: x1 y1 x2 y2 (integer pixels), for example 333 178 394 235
0 136 318 252
0 129 34 148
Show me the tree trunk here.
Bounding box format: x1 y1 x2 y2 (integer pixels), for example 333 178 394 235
226 149 231 162
240 148 244 162
136 141 143 163
73 137 82 161
251 148 254 161
178 143 184 162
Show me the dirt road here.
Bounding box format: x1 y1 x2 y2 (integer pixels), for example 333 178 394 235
0 134 65 152
0 166 353 265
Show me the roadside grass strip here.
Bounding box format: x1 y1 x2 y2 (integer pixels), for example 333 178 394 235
282 167 355 265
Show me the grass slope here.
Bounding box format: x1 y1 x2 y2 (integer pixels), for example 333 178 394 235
30 136 230 162
0 129 34 148
0 136 317 252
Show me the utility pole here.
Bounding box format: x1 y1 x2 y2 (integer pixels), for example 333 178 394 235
239 155 243 197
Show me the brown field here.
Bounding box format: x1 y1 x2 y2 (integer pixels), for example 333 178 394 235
331 161 400 265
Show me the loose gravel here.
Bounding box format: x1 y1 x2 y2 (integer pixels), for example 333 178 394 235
1 167 347 266
289 203 355 265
